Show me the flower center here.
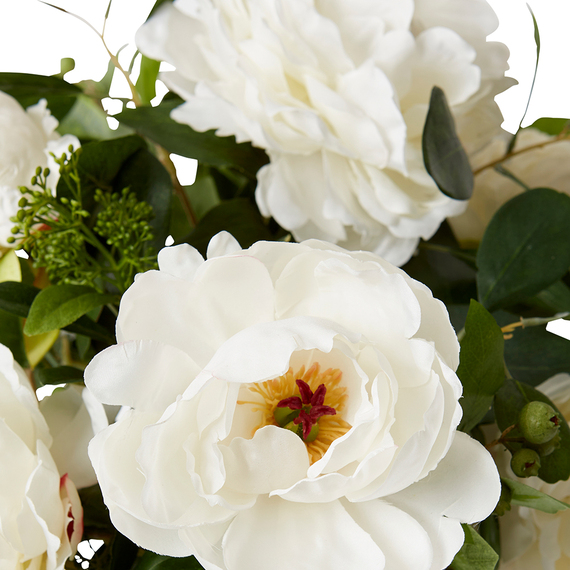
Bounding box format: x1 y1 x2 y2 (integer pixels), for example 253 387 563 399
238 363 351 464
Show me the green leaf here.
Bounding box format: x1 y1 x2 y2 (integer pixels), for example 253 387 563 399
113 147 172 251
136 56 161 106
494 376 570 483
58 94 133 141
422 86 473 200
449 524 499 570
183 198 274 256
0 281 38 317
56 135 146 206
478 515 500 563
0 281 114 344
0 309 28 368
477 188 570 311
115 98 269 178
529 280 570 313
528 118 569 136
146 0 173 19
78 484 112 530
0 72 80 121
502 477 570 513
24 285 116 336
457 300 505 432
503 324 570 386
34 365 84 387
133 551 204 570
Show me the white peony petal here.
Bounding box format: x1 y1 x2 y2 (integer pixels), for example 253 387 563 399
222 496 384 570
158 243 205 281
206 231 242 258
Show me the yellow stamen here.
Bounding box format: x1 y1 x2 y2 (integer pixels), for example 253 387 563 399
239 363 352 464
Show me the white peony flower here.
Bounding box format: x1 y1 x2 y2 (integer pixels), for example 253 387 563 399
86 232 500 570
499 373 570 570
40 384 109 490
448 129 570 246
0 344 83 570
136 0 512 265
0 91 80 248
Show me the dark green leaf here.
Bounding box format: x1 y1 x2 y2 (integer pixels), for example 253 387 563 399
477 188 570 311
58 94 133 141
0 72 80 121
113 148 172 251
0 309 28 368
133 551 204 570
109 532 139 570
78 484 112 530
183 198 274 256
449 524 499 570
64 315 115 344
503 325 570 386
34 365 84 387
0 281 39 317
422 86 473 200
529 280 570 313
24 285 116 336
494 377 570 483
115 98 269 177
528 118 569 136
478 515 500 563
457 300 505 432
57 135 146 205
136 56 161 106
502 477 570 513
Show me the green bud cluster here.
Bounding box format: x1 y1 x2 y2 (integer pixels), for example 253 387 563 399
510 401 562 478
8 149 157 294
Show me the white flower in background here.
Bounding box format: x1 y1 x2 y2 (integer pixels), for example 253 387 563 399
0 91 80 248
448 129 570 246
136 0 512 265
40 384 109 490
499 374 570 570
0 344 83 570
86 232 500 570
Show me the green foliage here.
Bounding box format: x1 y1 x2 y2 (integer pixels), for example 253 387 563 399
449 524 499 570
0 72 80 120
34 365 84 386
494 377 570 483
422 86 473 200
0 309 28 368
136 56 161 106
528 118 569 136
502 477 570 513
457 300 505 432
476 188 570 311
115 97 269 177
24 284 116 336
133 552 204 570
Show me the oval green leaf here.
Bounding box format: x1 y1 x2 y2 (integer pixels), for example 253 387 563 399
422 86 473 200
502 477 570 513
477 188 570 311
449 524 499 570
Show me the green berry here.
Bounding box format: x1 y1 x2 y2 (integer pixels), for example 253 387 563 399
519 401 560 444
511 448 541 478
530 432 562 457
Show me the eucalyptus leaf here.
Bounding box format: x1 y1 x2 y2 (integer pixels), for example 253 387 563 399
116 98 269 177
136 56 161 106
422 86 473 200
502 477 570 513
183 198 274 256
494 377 570 483
477 188 570 311
24 285 116 336
133 552 204 570
34 365 84 387
457 300 505 432
449 524 498 570
0 309 28 368
0 72 80 121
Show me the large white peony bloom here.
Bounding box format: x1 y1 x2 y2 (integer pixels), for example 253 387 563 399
449 129 570 246
0 91 79 248
86 233 500 570
136 0 512 265
499 374 570 570
0 344 83 569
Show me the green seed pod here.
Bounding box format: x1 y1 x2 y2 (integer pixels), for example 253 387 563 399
274 406 299 427
511 448 541 478
519 401 560 444
6 237 15 244
530 432 562 457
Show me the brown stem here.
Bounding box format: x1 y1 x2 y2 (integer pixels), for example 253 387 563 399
473 131 570 176
486 423 517 450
